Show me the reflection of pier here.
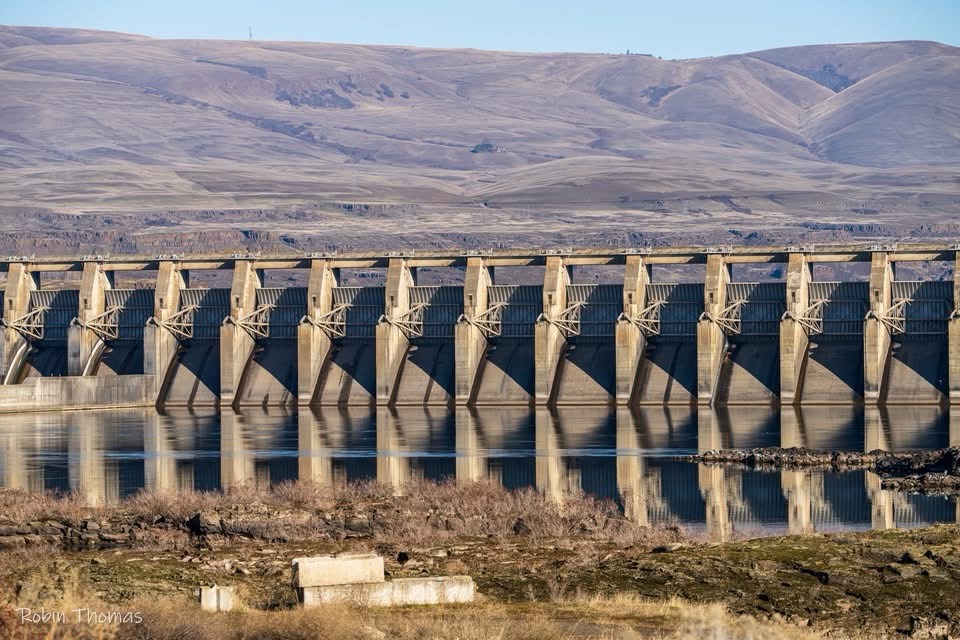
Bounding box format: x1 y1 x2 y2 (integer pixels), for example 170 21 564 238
297 407 376 485
375 407 455 492
0 406 956 536
220 409 298 489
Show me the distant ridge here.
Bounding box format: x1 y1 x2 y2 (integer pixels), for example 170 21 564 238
0 26 956 253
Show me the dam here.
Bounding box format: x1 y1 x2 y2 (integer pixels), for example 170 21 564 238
0 243 957 412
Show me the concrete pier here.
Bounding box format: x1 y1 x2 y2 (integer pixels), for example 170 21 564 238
864 252 893 405
220 260 262 409
780 254 811 405
615 255 650 405
697 253 731 406
950 250 960 405
67 262 113 376
454 257 492 405
144 261 187 399
534 256 571 405
0 243 955 411
297 260 338 405
0 263 37 384
376 258 416 405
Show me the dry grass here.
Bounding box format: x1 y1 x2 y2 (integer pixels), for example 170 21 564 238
0 480 686 547
1 580 825 640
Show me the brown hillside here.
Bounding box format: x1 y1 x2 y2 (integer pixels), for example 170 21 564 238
0 27 956 252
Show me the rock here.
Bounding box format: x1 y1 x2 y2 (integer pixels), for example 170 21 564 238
512 518 531 535
650 543 685 553
0 536 25 549
358 625 386 640
33 525 63 536
81 519 100 531
99 533 129 543
887 563 923 579
909 616 951 639
901 550 935 566
345 517 372 534
187 511 223 535
0 525 18 536
79 533 100 545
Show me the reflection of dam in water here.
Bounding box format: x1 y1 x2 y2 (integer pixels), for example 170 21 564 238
1 245 957 411
0 406 956 539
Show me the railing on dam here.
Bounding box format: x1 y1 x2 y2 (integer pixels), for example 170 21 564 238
0 243 956 411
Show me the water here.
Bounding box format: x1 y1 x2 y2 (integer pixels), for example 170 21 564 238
0 405 956 540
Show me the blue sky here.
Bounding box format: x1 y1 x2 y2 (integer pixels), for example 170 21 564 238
2 0 957 58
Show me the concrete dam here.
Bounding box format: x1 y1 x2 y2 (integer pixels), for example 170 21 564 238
0 243 958 412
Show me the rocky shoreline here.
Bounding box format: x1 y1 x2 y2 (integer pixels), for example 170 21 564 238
688 447 960 495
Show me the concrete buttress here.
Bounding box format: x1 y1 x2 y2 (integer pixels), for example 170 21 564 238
454 257 492 404
144 261 186 402
864 252 893 405
68 262 113 376
534 256 571 405
298 259 338 405
779 254 811 405
0 263 37 384
950 250 960 405
220 260 261 408
375 258 415 405
615 255 650 405
696 254 730 405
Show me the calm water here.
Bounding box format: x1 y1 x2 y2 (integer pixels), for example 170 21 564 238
0 405 956 540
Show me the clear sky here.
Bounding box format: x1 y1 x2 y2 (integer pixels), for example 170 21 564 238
1 0 957 58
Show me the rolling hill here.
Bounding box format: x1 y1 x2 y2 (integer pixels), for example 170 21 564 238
0 26 957 253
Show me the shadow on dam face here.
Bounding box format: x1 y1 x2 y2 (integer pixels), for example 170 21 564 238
401 341 456 402
164 339 221 406
316 341 378 405
803 340 865 403
475 338 536 403
885 337 948 404
554 337 617 402
636 340 698 404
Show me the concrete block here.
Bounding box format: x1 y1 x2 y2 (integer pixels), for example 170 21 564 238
300 576 475 607
292 553 385 588
200 585 236 612
388 576 475 606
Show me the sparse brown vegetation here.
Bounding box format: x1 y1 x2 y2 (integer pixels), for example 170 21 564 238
0 479 683 548
2 482 960 638
0 563 823 640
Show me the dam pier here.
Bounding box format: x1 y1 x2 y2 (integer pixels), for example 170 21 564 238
0 243 957 412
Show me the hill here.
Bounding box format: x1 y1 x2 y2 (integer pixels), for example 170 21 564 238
0 26 957 253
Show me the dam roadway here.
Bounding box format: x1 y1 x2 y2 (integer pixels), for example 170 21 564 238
0 243 957 412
